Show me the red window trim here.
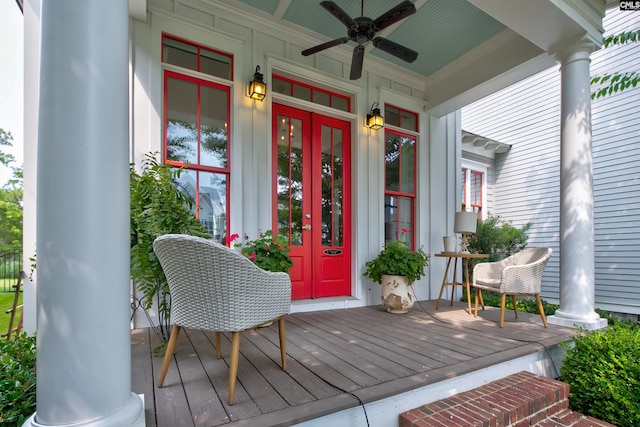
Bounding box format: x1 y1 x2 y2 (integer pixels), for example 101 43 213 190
384 128 417 248
163 70 231 174
161 33 234 81
384 103 419 133
272 74 352 113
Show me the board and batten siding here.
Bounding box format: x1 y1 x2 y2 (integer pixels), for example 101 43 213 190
461 8 640 316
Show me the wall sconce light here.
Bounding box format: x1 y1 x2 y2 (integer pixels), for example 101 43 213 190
248 65 266 101
366 102 384 130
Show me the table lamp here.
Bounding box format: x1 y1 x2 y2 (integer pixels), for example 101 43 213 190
454 211 477 254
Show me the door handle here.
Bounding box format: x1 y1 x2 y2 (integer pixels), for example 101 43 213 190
302 224 312 231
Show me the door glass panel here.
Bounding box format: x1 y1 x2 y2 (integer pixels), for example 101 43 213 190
166 77 197 164
277 115 303 246
321 126 344 247
200 85 228 168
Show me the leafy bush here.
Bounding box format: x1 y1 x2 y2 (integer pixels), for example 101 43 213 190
560 322 640 425
0 333 36 426
468 214 531 262
469 291 558 316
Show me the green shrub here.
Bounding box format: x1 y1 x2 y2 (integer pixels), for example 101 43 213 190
468 214 531 262
468 291 558 316
0 333 36 426
560 322 640 425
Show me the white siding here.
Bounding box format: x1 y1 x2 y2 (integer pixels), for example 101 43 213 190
462 8 640 315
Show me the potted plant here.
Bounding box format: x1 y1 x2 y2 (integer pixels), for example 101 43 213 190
230 230 293 274
364 229 429 313
130 153 210 340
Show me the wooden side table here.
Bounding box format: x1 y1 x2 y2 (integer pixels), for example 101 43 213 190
434 252 488 314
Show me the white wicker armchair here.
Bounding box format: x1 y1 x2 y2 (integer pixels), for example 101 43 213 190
152 234 291 404
472 247 552 328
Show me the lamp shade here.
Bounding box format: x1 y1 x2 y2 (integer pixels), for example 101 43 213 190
454 211 477 234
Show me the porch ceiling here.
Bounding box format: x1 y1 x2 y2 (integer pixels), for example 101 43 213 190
222 0 605 114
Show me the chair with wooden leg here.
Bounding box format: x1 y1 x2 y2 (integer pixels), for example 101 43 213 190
152 234 291 404
472 247 552 328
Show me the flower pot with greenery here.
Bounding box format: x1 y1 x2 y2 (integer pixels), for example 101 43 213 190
364 230 429 313
230 230 293 274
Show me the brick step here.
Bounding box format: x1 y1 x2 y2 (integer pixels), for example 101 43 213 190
536 408 616 427
399 371 616 427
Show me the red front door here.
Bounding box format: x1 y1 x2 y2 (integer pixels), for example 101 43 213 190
273 104 351 299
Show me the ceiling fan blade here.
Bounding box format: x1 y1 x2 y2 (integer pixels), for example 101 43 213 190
302 37 350 56
373 37 418 63
350 45 365 80
373 0 416 31
320 1 356 28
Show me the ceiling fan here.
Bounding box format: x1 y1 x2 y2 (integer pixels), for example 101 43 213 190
302 0 418 80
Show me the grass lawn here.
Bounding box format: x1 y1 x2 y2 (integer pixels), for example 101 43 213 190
0 289 23 337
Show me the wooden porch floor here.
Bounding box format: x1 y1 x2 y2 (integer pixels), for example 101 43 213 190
131 300 576 427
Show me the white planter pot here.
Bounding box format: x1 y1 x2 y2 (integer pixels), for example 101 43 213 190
380 274 414 314
443 236 457 253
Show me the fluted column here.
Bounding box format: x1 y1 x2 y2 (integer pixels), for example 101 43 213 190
23 1 145 425
547 41 606 331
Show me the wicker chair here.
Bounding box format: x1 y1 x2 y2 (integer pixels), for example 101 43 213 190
152 234 291 404
472 247 552 328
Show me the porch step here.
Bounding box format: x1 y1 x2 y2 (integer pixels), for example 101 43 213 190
399 371 616 427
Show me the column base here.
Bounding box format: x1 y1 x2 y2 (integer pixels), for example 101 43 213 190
22 392 144 427
547 314 608 331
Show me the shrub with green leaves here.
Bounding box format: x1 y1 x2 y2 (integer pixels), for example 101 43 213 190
560 322 640 425
468 214 531 262
0 333 36 426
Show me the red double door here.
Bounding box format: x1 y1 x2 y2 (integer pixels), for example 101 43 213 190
272 104 351 299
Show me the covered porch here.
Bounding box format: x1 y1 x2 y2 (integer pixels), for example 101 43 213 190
131 300 575 426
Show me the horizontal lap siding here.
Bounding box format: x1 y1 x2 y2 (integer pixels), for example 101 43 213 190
463 65 561 300
591 9 640 312
462 9 640 313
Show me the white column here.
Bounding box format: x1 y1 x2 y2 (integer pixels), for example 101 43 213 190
23 1 144 426
22 0 40 334
548 41 606 331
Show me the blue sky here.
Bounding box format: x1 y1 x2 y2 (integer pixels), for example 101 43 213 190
0 0 24 184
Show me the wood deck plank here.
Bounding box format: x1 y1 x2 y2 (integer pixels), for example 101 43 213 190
132 301 576 427
190 330 260 421
149 328 196 427
285 313 414 380
130 328 157 427
248 325 343 400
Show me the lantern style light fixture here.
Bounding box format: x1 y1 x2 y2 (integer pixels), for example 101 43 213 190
366 102 384 130
248 65 266 101
454 211 477 254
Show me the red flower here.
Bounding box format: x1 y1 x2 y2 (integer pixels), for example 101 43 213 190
250 253 257 261
401 227 408 233
228 233 240 244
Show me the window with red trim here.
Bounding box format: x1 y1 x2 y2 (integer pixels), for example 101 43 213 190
162 35 232 244
272 75 351 112
384 128 416 248
461 167 483 220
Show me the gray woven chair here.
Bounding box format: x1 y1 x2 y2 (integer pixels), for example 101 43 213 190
152 234 291 404
472 247 552 328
